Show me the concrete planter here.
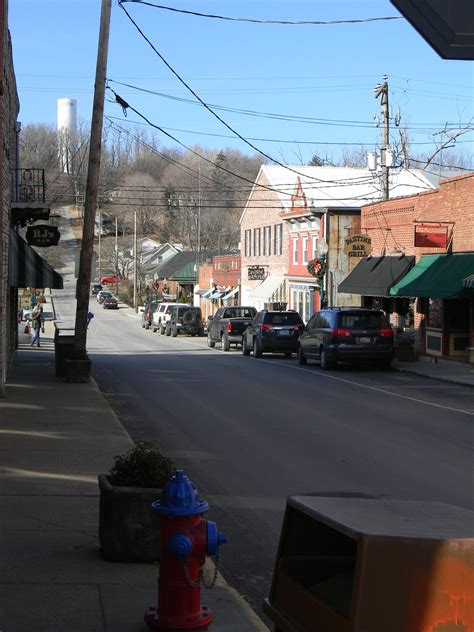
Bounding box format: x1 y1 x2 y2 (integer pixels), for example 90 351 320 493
98 474 161 562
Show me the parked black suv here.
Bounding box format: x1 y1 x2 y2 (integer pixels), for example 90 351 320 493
165 306 204 337
298 307 394 370
242 310 304 358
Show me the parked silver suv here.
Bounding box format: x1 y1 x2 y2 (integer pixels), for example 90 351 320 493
152 302 190 334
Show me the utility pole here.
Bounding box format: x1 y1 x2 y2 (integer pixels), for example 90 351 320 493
374 77 390 199
70 0 111 381
115 216 119 297
133 210 138 312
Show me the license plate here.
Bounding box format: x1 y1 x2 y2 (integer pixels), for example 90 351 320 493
278 329 291 336
358 336 372 344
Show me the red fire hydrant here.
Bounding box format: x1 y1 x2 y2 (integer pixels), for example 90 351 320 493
145 470 227 631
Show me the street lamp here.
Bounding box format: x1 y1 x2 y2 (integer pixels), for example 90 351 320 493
316 237 329 308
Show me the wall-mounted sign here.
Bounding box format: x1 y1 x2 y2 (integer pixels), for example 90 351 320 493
344 234 372 258
248 265 266 281
26 225 60 247
414 224 448 248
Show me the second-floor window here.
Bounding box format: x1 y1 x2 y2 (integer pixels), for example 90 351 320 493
293 238 298 264
312 234 319 259
262 226 266 256
302 236 308 264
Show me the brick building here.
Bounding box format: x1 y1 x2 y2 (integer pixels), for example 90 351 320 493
340 174 474 361
240 165 436 318
0 9 19 395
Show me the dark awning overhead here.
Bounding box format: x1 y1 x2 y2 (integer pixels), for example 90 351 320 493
390 253 474 299
338 255 415 297
9 229 63 289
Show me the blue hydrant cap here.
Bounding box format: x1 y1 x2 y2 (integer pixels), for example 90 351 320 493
152 470 209 516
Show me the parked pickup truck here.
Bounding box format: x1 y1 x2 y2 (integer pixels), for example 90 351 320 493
207 306 257 351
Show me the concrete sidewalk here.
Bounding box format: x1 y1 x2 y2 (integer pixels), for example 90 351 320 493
0 327 268 632
392 354 474 387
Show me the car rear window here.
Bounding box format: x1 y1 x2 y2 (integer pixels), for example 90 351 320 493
223 308 256 318
264 312 303 325
339 312 389 329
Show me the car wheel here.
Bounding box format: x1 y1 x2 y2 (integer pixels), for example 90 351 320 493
284 352 292 358
207 332 216 348
165 325 171 336
160 325 165 335
171 326 178 337
198 328 205 337
242 336 250 356
378 359 392 370
222 334 231 352
298 346 307 365
141 319 145 329
253 337 262 358
145 321 150 330
320 347 335 370
152 326 157 333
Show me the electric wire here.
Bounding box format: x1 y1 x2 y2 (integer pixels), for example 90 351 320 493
117 3 387 186
118 2 402 26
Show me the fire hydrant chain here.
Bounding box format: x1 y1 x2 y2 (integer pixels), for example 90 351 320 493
183 553 219 590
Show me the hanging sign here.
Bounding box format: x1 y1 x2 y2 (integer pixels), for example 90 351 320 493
26 225 60 247
414 224 448 248
248 265 266 280
344 234 372 258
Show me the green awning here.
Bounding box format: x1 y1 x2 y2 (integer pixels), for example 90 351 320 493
464 274 474 289
390 253 474 299
9 229 63 289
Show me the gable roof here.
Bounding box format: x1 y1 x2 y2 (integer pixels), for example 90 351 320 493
154 250 219 280
239 165 436 224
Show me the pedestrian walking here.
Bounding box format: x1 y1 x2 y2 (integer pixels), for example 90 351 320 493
30 304 45 347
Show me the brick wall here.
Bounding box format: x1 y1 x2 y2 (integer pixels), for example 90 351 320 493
1 19 20 396
362 174 474 256
240 170 289 304
361 175 474 355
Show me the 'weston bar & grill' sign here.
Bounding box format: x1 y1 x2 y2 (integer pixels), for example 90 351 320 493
344 234 372 258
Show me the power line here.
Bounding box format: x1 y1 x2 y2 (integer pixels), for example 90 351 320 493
119 2 403 26
107 79 472 131
117 4 385 188
106 113 470 146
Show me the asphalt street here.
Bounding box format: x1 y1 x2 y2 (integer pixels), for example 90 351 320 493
50 287 474 617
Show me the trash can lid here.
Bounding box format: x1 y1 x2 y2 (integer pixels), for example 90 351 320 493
152 470 209 516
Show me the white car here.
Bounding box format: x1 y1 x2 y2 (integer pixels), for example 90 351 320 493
152 303 189 334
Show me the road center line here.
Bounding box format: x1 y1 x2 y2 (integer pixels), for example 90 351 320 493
142 334 474 416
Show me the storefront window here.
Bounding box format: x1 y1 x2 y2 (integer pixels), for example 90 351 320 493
428 298 443 329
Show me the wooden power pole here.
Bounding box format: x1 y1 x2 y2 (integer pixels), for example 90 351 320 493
374 78 390 200
69 0 111 381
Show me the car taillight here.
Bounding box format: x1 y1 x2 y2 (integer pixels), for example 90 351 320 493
331 328 352 338
226 322 232 333
378 328 394 337
261 324 273 331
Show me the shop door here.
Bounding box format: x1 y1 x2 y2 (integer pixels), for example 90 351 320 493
445 299 470 358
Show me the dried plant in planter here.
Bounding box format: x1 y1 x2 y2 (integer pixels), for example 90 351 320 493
108 441 174 489
99 442 175 562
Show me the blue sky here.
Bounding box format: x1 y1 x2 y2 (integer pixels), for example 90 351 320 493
9 0 474 166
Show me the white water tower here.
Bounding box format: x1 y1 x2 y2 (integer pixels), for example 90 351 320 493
57 98 77 174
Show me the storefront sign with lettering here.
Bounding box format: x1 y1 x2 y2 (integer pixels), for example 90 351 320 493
26 225 60 247
344 234 372 257
248 265 266 280
414 224 448 248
